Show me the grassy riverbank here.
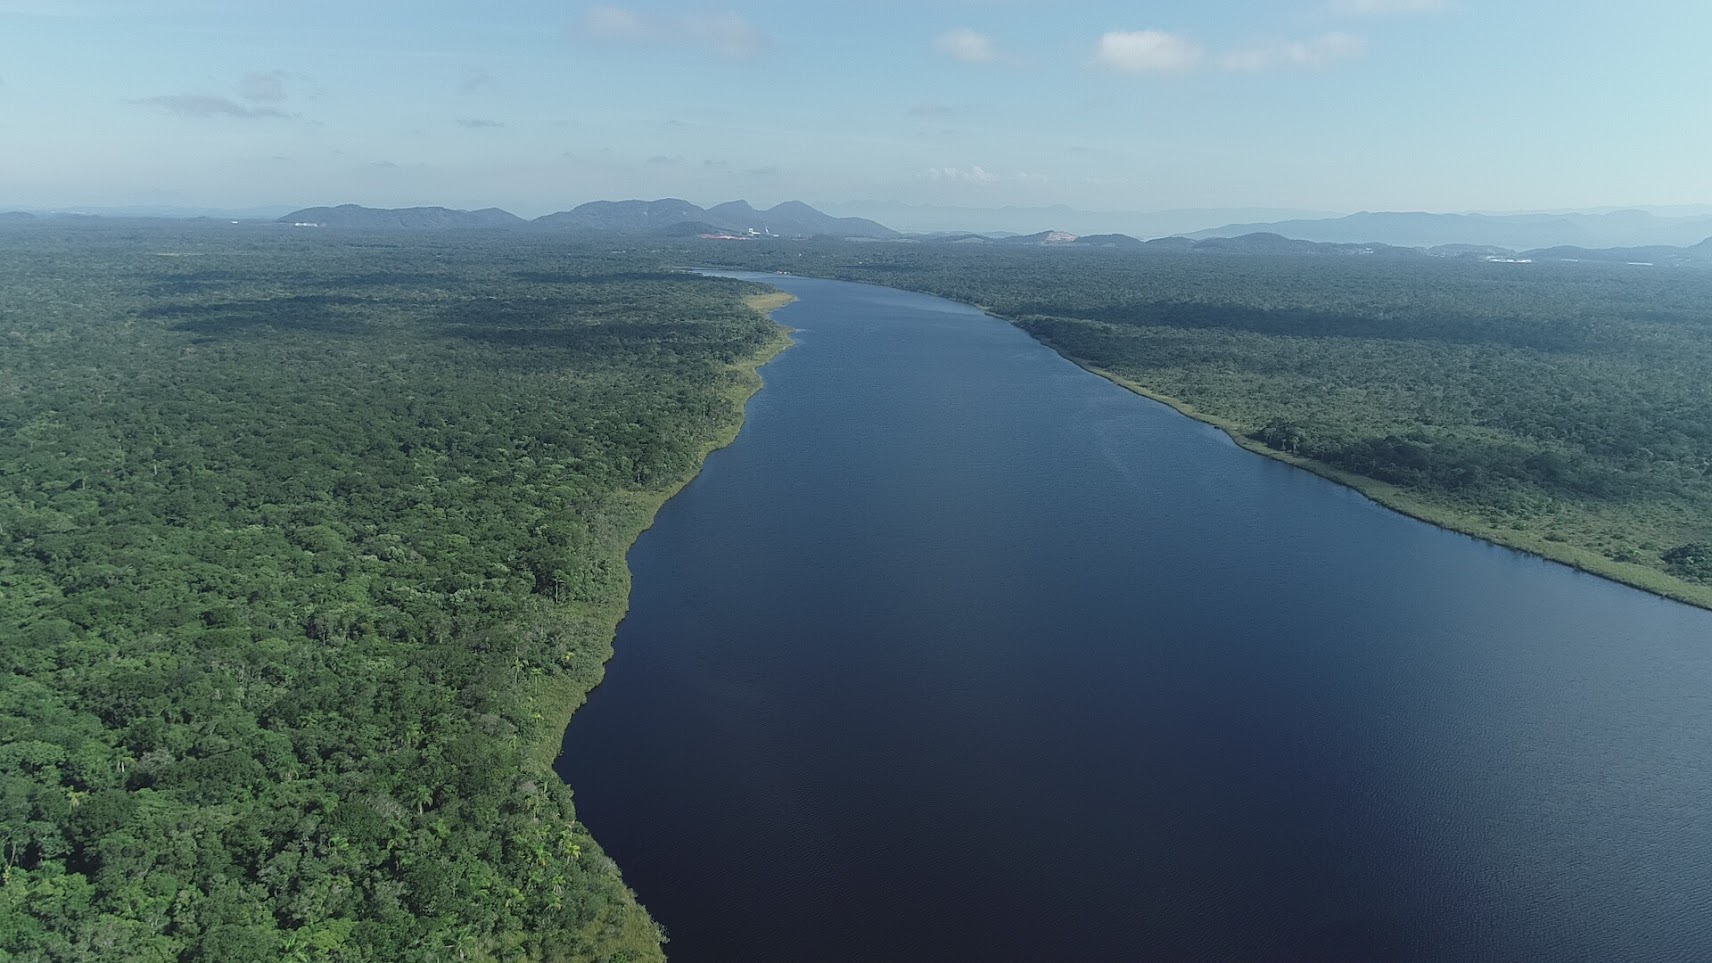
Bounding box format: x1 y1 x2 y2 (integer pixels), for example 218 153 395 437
524 290 793 960
526 290 794 775
528 290 794 771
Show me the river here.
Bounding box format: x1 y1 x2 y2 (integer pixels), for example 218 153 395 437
556 274 1712 961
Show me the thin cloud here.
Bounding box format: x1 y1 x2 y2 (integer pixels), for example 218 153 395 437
1221 33 1368 71
909 103 968 118
132 94 288 119
457 118 504 128
927 165 1002 186
239 71 287 103
460 68 496 92
583 5 649 41
1093 30 1203 73
0 1 93 15
680 12 766 59
1327 0 1450 14
1095 28 1367 75
935 28 999 64
579 6 768 60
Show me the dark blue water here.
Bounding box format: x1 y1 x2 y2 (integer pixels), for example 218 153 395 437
556 275 1712 962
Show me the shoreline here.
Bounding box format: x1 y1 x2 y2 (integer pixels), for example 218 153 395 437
528 290 795 768
524 289 796 960
1042 345 1712 613
720 270 1712 613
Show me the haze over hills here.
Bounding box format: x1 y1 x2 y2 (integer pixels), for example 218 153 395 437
937 230 1432 258
1191 210 1712 250
15 200 1711 264
280 199 899 239
539 199 898 238
281 204 527 230
911 227 1712 264
531 198 707 233
3 204 301 220
17 198 1712 255
1519 236 1712 265
821 202 1342 239
16 199 1712 265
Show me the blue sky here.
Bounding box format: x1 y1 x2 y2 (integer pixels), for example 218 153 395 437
1 0 1708 216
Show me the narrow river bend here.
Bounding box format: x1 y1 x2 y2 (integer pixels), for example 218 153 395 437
558 274 1712 962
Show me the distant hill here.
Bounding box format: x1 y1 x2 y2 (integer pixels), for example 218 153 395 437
823 200 1343 238
918 233 994 244
1521 236 1712 265
1427 243 1516 258
1141 236 1196 252
1073 233 1144 248
917 229 1429 258
532 198 705 233
279 205 527 229
997 230 1079 246
655 220 732 238
1190 232 1423 258
536 199 898 238
0 211 37 223
42 204 298 219
1191 210 1712 250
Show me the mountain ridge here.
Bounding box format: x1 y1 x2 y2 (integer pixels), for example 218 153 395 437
1189 209 1712 250
280 204 526 230
913 228 1712 263
280 199 898 238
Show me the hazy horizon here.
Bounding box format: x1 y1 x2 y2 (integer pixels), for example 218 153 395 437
2 1 1708 216
14 198 1712 247
10 198 1712 219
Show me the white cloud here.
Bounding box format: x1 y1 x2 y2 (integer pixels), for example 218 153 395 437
133 71 303 119
1220 32 1368 71
579 6 767 60
935 28 999 64
239 71 286 103
928 165 1001 186
1327 0 1449 15
132 94 288 119
679 12 767 59
583 5 650 42
1093 30 1203 73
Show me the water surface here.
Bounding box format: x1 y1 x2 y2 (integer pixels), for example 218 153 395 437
558 275 1712 961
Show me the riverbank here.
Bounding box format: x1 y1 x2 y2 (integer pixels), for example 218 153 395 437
525 290 796 960
544 270 1712 962
1038 344 1712 612
727 266 1712 613
681 248 1712 615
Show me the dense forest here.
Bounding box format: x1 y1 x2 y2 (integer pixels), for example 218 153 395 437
0 223 787 961
687 241 1712 608
8 222 1712 960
